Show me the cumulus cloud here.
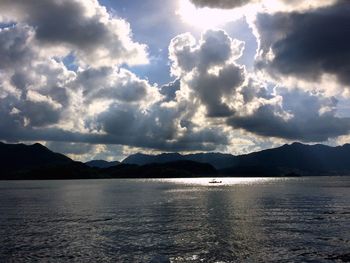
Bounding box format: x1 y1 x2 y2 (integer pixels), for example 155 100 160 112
159 79 181 102
0 0 148 67
0 24 74 130
169 30 246 117
76 67 160 104
228 87 350 142
0 25 229 152
167 28 350 143
83 96 229 151
255 2 350 89
0 26 35 69
1 0 350 157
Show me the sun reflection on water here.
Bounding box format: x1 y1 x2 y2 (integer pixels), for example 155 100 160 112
151 177 289 186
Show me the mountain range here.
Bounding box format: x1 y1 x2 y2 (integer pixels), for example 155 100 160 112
123 152 236 169
123 142 350 176
1 141 350 179
85 160 120 168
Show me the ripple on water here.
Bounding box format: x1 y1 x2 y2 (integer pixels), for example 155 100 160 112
0 177 349 262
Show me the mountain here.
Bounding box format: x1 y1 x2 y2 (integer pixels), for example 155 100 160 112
2 141 350 179
85 160 120 168
103 160 217 178
0 142 216 179
123 153 184 166
0 142 73 175
10 162 101 180
122 142 350 176
0 142 105 180
123 152 237 169
221 142 350 176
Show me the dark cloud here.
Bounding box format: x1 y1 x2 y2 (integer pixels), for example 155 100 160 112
255 2 350 85
0 91 62 132
93 70 149 103
228 89 350 142
0 114 228 153
168 28 350 142
159 79 180 102
188 63 244 117
77 67 153 103
1 0 350 155
0 24 226 152
19 100 61 127
0 26 35 69
46 142 94 155
0 24 73 132
0 0 147 66
87 102 228 151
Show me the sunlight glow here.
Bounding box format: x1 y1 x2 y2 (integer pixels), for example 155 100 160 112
151 177 292 186
177 0 259 29
177 0 337 30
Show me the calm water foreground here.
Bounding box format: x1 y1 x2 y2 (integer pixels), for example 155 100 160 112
0 177 349 262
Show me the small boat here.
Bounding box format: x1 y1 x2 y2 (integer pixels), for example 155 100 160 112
209 179 222 184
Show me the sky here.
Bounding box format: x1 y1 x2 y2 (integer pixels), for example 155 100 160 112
0 0 350 161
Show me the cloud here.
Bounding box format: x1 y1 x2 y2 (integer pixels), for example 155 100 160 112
0 26 35 69
1 1 350 157
0 0 148 67
188 0 336 11
76 67 160 104
159 79 181 102
228 87 350 142
168 28 350 143
255 2 350 89
0 24 228 152
169 30 246 117
46 141 94 155
83 97 229 151
189 0 258 9
0 24 75 130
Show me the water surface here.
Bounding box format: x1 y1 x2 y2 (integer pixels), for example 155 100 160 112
0 177 349 262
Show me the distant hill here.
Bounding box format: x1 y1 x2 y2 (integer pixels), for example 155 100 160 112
122 143 350 176
103 160 217 178
123 152 237 169
0 142 73 175
2 141 350 179
85 160 120 168
0 142 217 179
123 153 184 166
9 162 101 180
221 142 350 176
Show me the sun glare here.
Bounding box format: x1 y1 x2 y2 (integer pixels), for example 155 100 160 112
177 0 259 29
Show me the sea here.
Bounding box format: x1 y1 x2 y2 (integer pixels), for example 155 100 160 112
0 177 349 262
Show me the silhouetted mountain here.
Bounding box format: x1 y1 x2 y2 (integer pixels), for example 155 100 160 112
0 142 73 175
123 143 350 176
85 160 120 168
2 141 350 179
221 142 350 176
0 142 217 179
123 153 183 165
8 162 101 180
123 152 237 169
103 160 217 178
